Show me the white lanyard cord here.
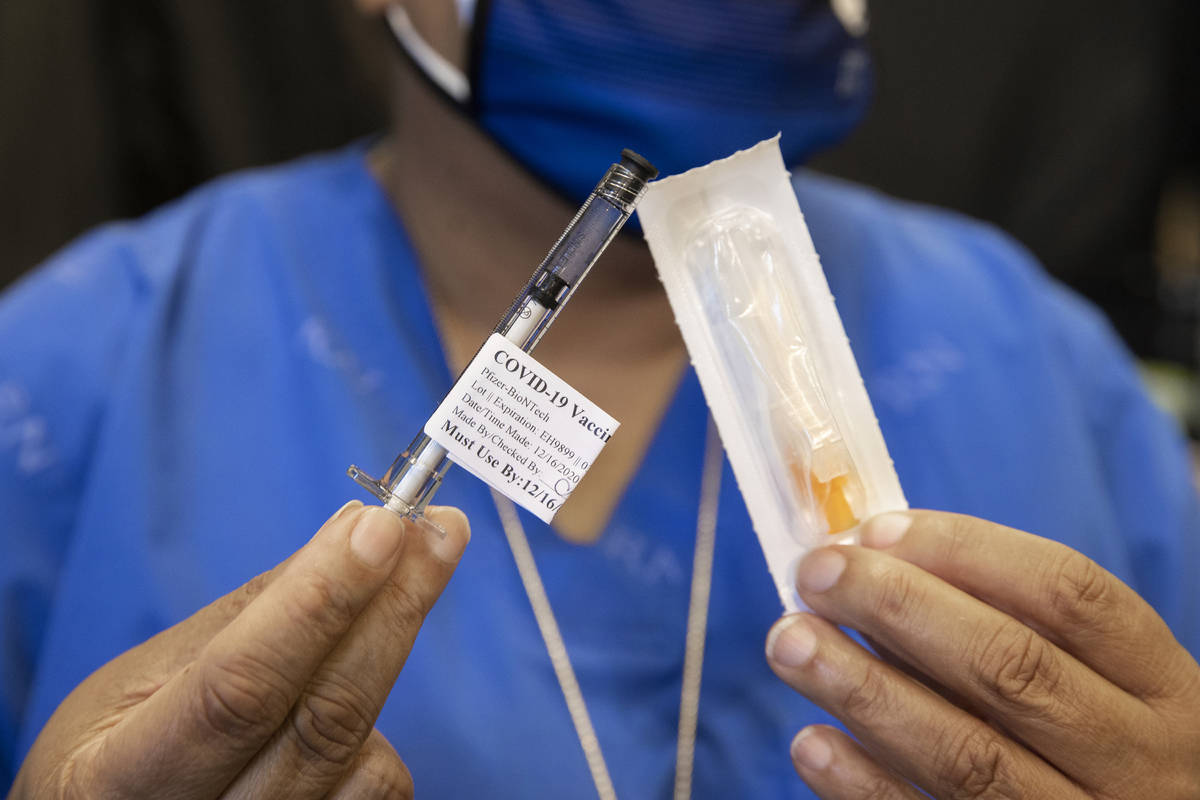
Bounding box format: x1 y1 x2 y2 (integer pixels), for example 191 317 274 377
491 416 722 800
674 415 722 800
492 489 619 800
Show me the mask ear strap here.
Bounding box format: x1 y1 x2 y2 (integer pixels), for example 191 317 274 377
830 0 869 37
384 4 471 103
455 0 479 26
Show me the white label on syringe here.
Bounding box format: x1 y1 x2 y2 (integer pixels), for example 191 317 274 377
425 333 619 523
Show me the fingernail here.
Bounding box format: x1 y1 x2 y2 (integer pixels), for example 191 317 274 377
860 512 912 549
767 616 817 668
424 506 471 563
791 727 833 770
795 549 846 594
349 507 406 568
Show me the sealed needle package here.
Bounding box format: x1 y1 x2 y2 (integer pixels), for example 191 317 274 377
638 137 907 611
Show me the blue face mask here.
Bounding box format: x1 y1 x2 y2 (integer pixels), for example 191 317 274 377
393 0 871 204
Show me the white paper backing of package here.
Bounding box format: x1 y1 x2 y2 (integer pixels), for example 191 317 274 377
638 136 907 612
426 334 618 523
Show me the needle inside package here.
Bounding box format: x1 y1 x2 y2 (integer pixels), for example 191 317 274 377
638 137 906 611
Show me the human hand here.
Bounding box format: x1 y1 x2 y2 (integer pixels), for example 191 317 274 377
765 510 1200 799
9 500 469 800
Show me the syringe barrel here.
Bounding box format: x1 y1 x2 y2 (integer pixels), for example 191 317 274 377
494 150 658 351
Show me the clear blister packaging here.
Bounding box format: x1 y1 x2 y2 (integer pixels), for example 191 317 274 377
638 137 906 611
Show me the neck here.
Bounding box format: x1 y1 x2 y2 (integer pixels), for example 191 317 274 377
372 65 662 343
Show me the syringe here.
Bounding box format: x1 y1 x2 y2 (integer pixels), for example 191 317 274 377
348 150 658 527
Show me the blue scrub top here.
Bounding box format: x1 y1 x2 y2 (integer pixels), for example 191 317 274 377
2 146 1197 796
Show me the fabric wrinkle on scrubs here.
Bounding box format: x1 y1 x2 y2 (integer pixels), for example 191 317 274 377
1 145 1196 797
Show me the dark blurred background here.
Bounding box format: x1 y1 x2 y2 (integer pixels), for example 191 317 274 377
2 1 1198 406
0 0 391 285
813 0 1200 373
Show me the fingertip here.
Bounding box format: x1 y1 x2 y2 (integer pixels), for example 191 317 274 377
791 726 833 771
766 614 818 669
795 548 847 594
765 614 798 658
859 512 913 549
349 506 408 569
425 505 470 538
423 505 471 563
303 500 367 547
326 499 365 526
